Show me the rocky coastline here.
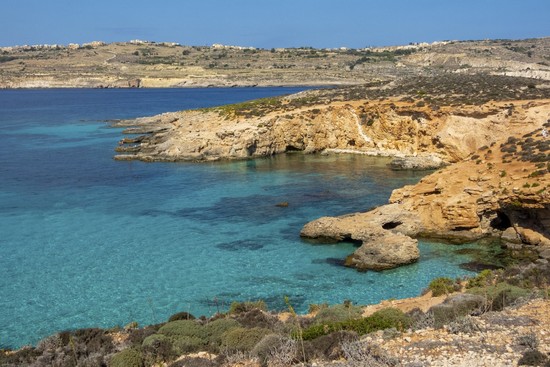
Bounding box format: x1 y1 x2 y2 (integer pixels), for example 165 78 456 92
111 74 550 272
4 38 550 365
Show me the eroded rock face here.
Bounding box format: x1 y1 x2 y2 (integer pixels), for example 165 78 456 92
301 101 550 270
114 99 547 164
300 204 422 270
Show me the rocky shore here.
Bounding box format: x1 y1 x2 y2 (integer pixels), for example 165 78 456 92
112 73 550 272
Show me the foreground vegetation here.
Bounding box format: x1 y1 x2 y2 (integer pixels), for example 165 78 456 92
2 259 549 367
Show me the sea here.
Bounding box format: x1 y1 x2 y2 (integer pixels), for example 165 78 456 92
0 87 484 349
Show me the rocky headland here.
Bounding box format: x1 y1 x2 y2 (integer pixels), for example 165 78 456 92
112 73 550 272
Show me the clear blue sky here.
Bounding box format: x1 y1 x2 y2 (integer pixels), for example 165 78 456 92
2 0 549 48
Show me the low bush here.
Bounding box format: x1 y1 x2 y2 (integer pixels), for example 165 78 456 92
447 316 483 334
232 308 280 329
407 308 435 330
428 277 460 296
157 320 206 339
301 308 411 340
430 293 487 328
341 339 399 366
203 318 241 346
252 334 297 367
220 327 271 352
142 333 169 348
142 334 175 363
308 330 358 361
346 308 412 335
109 348 143 367
466 269 496 288
171 336 206 355
127 326 159 347
516 333 539 350
467 282 530 311
313 303 363 324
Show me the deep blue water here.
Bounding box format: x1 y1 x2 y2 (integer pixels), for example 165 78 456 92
1 88 479 349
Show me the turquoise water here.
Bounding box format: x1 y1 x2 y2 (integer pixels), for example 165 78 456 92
0 88 478 349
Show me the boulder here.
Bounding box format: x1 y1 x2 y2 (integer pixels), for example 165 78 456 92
345 231 419 271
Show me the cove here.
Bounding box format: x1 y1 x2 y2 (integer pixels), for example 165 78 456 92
1 88 485 349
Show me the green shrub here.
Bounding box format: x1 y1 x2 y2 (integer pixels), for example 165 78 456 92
157 320 205 339
428 277 458 296
203 318 241 345
109 348 143 367
301 323 332 340
220 327 271 352
345 308 411 335
313 304 363 325
142 334 169 348
141 334 175 362
466 269 495 288
468 282 530 311
228 300 267 314
301 308 411 340
171 336 206 354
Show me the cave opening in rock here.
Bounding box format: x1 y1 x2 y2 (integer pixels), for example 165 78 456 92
285 145 302 152
490 210 512 231
382 221 402 230
342 235 363 247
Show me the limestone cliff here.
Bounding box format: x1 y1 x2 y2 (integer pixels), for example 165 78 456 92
114 97 546 165
301 101 550 269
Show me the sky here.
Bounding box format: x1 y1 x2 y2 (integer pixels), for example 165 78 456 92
1 0 549 49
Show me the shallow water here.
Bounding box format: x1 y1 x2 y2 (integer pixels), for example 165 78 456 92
0 88 481 348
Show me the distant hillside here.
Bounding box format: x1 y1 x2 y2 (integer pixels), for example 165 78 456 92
1 37 549 88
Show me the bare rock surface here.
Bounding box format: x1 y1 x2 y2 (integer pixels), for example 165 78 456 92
389 155 446 170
